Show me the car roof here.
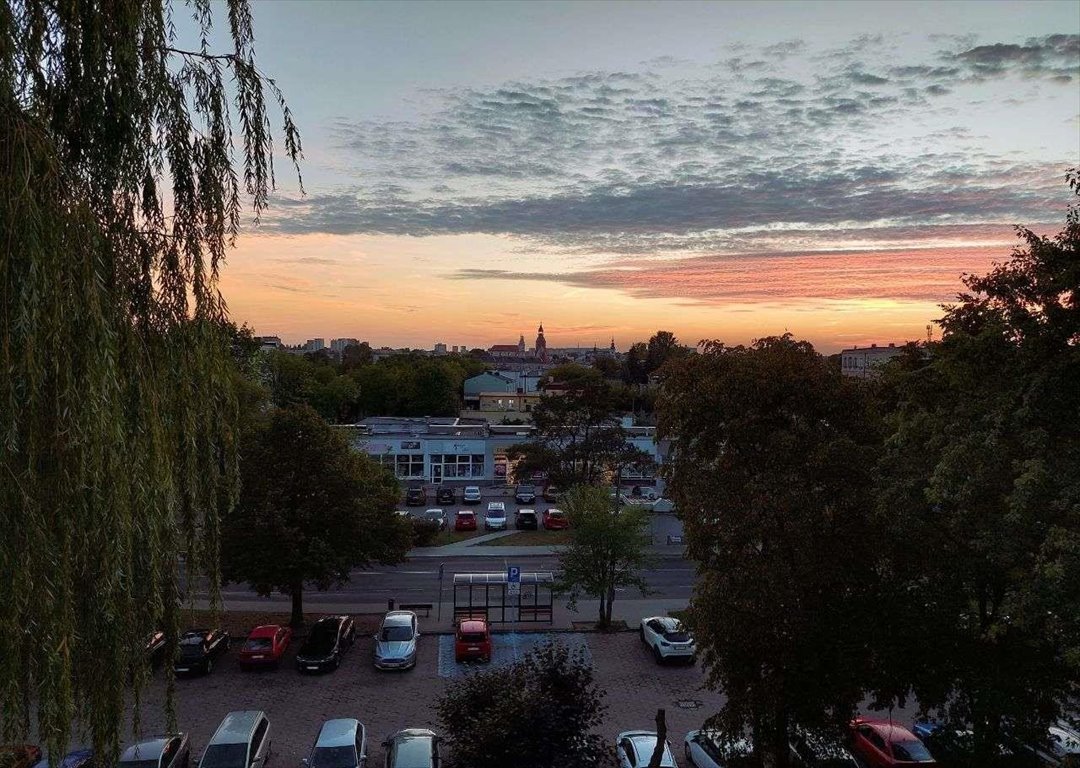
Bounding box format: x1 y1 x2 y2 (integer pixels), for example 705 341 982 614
383 611 415 626
248 625 280 638
212 711 265 744
456 509 475 515
857 719 918 742
388 730 435 766
120 738 171 762
688 730 753 758
646 617 683 631
459 620 487 633
546 508 564 514
424 508 443 514
618 732 675 766
35 750 94 768
316 719 361 749
487 501 504 508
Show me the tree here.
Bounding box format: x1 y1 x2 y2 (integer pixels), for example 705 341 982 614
508 368 651 488
0 0 299 757
557 486 653 629
623 341 649 385
874 172 1080 761
645 330 689 374
657 335 884 767
436 642 610 768
222 405 410 626
340 342 373 371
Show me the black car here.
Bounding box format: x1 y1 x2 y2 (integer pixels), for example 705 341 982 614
144 631 167 668
542 486 560 503
436 487 456 505
514 484 536 504
172 628 230 676
296 615 356 673
515 509 538 530
405 487 426 506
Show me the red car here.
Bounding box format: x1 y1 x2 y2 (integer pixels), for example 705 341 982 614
542 508 569 530
849 718 936 766
455 510 477 531
238 624 292 669
454 616 492 663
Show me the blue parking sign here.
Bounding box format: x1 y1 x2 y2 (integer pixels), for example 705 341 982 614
508 565 521 583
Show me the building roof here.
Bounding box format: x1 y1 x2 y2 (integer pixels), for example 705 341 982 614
489 344 520 352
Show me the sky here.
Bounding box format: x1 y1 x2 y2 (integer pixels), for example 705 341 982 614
199 1 1080 353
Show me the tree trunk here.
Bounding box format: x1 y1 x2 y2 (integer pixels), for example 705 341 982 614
290 582 304 627
605 584 616 627
598 593 608 628
647 708 668 768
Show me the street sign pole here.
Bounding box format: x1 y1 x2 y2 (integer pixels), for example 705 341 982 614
437 563 445 622
507 565 521 597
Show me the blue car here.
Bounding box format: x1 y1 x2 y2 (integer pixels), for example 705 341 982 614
33 750 95 768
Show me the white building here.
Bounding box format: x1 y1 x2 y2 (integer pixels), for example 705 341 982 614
840 343 904 378
433 342 448 355
331 337 360 353
303 338 326 352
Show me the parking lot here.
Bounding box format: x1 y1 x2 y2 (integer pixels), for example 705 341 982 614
125 630 723 766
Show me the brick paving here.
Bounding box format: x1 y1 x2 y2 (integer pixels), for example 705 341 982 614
123 630 726 767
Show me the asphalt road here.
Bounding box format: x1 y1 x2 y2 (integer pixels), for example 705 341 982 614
207 555 697 606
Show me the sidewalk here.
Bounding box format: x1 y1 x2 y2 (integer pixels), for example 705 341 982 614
200 597 689 633
408 540 687 558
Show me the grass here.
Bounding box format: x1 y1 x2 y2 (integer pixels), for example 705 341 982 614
431 528 487 546
486 529 573 546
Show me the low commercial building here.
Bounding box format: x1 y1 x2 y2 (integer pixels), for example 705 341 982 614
840 343 905 378
336 417 665 488
477 391 543 412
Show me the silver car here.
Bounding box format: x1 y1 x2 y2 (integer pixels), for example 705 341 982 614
484 502 507 530
374 611 418 670
303 719 366 768
382 729 441 768
119 735 190 768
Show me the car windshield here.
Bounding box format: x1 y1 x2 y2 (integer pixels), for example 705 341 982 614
662 630 691 642
459 632 487 642
893 741 933 761
301 627 335 654
423 511 442 520
199 744 247 768
381 625 413 642
179 635 205 646
548 511 564 518
518 486 534 492
310 746 356 768
243 638 272 651
458 512 474 518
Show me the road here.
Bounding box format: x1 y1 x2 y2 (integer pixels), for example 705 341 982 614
201 555 698 607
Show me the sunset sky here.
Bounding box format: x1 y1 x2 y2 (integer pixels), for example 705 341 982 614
202 1 1079 353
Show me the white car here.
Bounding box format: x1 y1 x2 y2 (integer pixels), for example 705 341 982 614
684 730 752 768
640 616 695 664
463 486 482 504
484 501 507 530
616 731 678 768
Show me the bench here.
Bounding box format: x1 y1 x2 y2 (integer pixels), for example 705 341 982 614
398 603 433 617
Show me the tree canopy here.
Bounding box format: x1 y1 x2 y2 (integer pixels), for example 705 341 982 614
222 404 411 626
436 642 610 768
0 0 299 758
657 334 884 766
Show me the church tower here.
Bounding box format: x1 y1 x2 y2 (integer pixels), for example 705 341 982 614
535 323 548 363
517 334 526 355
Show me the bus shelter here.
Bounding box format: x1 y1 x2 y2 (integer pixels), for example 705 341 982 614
452 572 554 624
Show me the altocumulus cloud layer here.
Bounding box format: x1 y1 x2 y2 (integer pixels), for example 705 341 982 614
266 33 1079 302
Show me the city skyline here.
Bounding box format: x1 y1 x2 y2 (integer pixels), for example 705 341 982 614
196 1 1079 353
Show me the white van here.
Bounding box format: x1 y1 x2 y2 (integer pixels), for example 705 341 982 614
199 711 271 768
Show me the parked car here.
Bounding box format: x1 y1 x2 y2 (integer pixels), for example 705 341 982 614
421 508 447 531
405 487 426 507
789 730 859 767
484 502 507 531
145 631 167 667
515 508 538 529
616 731 678 768
1040 721 1080 766
296 615 355 673
910 721 1028 768
382 729 440 768
454 510 477 531
303 719 366 768
542 486 560 503
454 616 492 663
436 487 456 505
394 510 410 519
640 616 695 664
684 730 753 767
462 486 482 504
199 711 271 768
514 484 536 504
173 628 230 676
119 735 190 768
542 508 569 530
237 625 292 669
31 751 94 768
2 745 43 768
374 611 419 671
849 719 935 767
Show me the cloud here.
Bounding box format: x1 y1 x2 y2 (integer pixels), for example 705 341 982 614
952 34 1079 82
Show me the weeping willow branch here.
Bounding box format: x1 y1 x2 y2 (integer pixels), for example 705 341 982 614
0 0 301 761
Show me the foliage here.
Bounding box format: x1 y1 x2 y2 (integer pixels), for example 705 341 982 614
0 0 299 758
645 330 690 373
410 518 442 547
873 172 1080 759
657 334 884 766
436 642 610 768
508 370 651 488
221 405 410 626
557 486 653 628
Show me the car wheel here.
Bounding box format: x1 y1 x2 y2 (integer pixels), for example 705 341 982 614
653 646 663 665
685 745 694 767
205 658 214 674
639 626 646 644
333 656 340 670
